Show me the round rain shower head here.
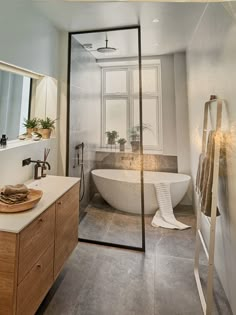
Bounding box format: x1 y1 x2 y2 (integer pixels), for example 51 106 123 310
97 39 116 53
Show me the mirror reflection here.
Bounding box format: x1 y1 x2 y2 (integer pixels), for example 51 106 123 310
0 69 31 140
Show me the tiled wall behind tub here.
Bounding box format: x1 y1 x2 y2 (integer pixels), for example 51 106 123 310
95 152 178 172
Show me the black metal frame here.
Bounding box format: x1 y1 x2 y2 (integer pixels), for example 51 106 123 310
28 78 33 119
67 25 145 252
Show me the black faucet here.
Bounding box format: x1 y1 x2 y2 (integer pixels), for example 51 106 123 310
30 159 51 179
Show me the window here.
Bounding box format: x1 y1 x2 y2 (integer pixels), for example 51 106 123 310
102 63 162 150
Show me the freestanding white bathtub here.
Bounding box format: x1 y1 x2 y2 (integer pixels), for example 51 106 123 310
92 169 190 215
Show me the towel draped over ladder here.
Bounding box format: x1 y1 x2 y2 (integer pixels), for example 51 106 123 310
196 130 226 217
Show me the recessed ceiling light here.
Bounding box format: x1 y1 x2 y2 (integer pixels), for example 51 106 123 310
152 18 159 23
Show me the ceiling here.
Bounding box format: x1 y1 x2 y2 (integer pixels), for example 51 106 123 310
74 29 140 60
29 1 209 56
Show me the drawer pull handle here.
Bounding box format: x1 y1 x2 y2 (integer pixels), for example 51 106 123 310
38 218 43 223
36 264 42 269
58 201 62 205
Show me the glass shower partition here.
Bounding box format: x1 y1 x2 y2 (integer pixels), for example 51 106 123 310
67 26 145 251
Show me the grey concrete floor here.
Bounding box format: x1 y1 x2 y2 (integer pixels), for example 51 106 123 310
37 200 232 315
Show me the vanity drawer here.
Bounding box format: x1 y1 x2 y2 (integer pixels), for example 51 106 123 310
54 183 79 278
56 183 79 225
16 244 54 315
18 204 55 284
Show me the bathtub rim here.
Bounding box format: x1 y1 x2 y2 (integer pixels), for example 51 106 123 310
92 169 191 184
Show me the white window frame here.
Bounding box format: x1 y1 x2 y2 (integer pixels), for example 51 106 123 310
101 62 163 151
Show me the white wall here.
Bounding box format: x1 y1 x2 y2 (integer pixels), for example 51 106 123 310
0 1 59 78
174 52 191 204
159 54 177 156
0 1 60 186
0 139 57 187
187 3 236 313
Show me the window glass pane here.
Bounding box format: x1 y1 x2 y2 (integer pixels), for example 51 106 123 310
134 98 158 146
105 99 127 141
105 70 127 94
133 68 158 94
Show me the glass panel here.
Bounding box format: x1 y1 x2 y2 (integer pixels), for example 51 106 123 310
105 99 127 141
105 70 127 94
133 68 158 94
134 98 158 146
69 27 143 250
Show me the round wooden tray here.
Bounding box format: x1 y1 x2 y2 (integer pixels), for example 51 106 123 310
0 189 43 213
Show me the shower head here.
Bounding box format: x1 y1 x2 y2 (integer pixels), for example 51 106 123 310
97 39 116 54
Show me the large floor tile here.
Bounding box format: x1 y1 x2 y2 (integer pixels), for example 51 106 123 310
154 255 204 315
79 207 115 241
37 244 98 315
154 255 231 315
102 212 143 247
74 246 155 315
37 202 232 315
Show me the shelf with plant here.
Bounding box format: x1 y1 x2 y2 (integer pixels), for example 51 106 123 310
129 124 152 152
117 138 127 152
105 130 119 145
38 117 56 139
23 118 38 138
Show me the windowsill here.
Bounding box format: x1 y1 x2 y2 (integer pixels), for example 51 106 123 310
96 147 163 155
0 137 56 152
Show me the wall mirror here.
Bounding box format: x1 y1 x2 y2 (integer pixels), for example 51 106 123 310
0 62 58 143
0 69 32 140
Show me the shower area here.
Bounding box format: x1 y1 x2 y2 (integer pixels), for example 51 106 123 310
67 26 189 249
67 26 145 250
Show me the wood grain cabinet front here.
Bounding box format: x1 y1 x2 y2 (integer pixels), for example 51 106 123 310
18 204 56 284
16 244 54 315
54 183 79 279
0 181 79 315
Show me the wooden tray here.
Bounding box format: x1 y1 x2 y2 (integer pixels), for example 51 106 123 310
0 189 43 213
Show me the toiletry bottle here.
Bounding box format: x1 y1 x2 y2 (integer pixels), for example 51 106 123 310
0 134 7 148
41 163 47 178
34 162 41 180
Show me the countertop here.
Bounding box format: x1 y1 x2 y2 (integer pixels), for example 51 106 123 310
0 175 80 233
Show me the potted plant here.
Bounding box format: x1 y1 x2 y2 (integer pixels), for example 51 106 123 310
23 117 38 138
105 130 119 145
129 124 152 152
117 138 127 152
38 117 56 139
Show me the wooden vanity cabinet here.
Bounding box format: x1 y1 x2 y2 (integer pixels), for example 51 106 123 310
0 182 79 315
54 183 79 279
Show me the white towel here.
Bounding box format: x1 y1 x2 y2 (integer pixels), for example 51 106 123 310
151 182 190 230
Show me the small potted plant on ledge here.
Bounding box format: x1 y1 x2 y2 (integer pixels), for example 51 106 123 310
129 124 152 152
39 117 56 139
117 138 127 152
105 130 119 146
23 117 38 138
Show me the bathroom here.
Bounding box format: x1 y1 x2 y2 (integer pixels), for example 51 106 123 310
0 1 235 315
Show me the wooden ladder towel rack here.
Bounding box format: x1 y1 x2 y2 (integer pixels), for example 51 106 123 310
194 97 223 315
